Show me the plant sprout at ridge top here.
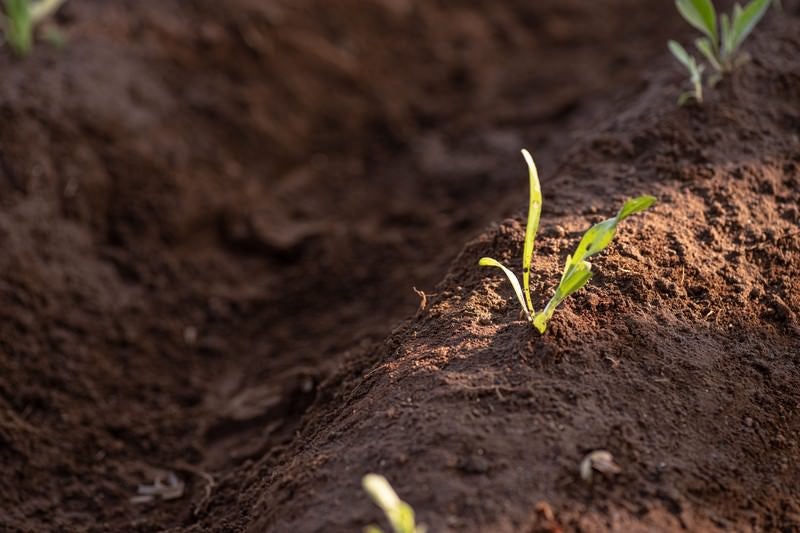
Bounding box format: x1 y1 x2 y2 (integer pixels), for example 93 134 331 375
479 149 656 334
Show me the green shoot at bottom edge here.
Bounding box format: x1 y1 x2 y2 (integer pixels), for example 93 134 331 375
362 474 426 533
479 149 656 334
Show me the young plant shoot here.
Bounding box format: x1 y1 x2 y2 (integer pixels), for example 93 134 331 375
479 150 656 334
669 0 772 101
2 0 66 56
668 40 705 105
362 474 426 533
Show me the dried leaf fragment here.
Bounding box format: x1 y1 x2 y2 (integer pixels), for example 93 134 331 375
579 450 621 483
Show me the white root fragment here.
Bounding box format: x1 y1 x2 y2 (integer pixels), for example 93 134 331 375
130 471 185 504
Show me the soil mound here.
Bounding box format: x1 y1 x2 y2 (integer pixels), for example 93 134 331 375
237 12 800 533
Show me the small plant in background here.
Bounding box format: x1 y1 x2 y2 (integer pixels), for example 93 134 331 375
479 150 655 334
2 0 66 56
668 40 705 105
668 0 772 104
362 474 426 533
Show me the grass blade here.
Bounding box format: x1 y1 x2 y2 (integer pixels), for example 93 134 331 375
479 258 531 322
521 149 542 318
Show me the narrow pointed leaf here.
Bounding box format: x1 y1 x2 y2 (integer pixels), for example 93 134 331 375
363 474 401 513
731 0 771 50
393 504 417 533
521 149 542 317
479 258 531 322
533 263 593 333
570 218 618 265
558 262 594 298
721 12 734 59
668 40 694 69
534 196 655 333
617 195 657 221
675 0 718 41
694 37 723 70
362 474 422 533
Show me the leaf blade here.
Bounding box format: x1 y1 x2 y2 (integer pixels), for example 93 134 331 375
3 0 33 55
362 474 422 533
521 149 542 317
731 0 770 51
694 37 723 70
668 40 694 70
675 0 718 41
532 195 656 333
479 258 531 322
617 195 658 221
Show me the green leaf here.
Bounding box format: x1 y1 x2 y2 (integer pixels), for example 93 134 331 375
362 475 423 533
390 503 417 533
720 12 734 59
668 40 693 70
532 262 593 333
675 0 718 42
532 195 656 333
731 0 770 51
479 258 531 322
694 37 723 70
521 149 542 318
617 195 658 221
569 218 618 267
4 0 33 55
669 41 705 102
365 527 385 533
558 261 594 298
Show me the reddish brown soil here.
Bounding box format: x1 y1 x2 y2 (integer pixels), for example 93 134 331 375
0 1 797 532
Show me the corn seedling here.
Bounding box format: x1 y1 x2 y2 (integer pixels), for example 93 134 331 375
362 474 426 533
670 0 771 91
479 150 655 334
2 0 66 56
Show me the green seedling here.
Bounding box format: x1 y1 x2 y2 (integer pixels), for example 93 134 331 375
668 40 705 105
362 474 426 533
2 0 66 56
672 0 771 81
479 150 655 334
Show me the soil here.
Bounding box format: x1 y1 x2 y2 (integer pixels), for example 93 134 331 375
0 1 797 532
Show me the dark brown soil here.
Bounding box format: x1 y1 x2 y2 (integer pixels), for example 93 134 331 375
0 1 797 532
